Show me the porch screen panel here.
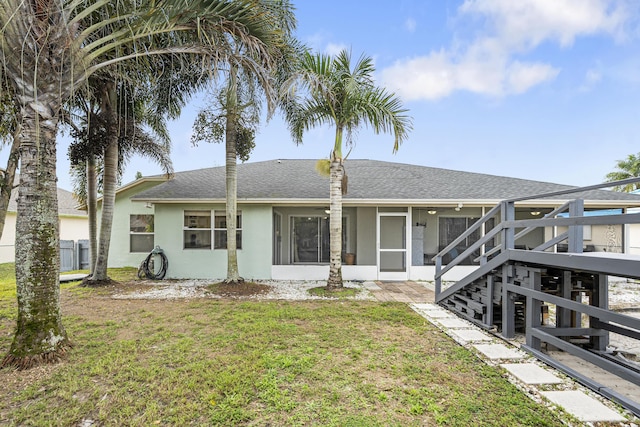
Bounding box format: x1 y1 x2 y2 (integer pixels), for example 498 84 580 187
291 216 345 264
379 215 406 272
380 252 406 272
438 217 482 265
293 217 319 263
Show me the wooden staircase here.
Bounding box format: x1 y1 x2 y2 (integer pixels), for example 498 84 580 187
433 181 640 416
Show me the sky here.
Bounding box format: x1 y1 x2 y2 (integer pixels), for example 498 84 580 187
23 0 640 191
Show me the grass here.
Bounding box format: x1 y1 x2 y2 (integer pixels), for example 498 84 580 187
0 265 568 426
308 286 361 298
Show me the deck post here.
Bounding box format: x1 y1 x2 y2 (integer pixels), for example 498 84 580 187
435 255 442 297
525 269 542 350
501 201 515 251
568 199 584 253
501 264 515 339
557 270 572 331
486 275 494 327
590 273 610 351
500 202 516 338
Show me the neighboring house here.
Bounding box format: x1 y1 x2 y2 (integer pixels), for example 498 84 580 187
107 159 640 281
628 189 640 255
0 185 88 264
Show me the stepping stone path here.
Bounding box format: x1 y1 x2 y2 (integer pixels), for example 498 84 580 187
409 301 633 424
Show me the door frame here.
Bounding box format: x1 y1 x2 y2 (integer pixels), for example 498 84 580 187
377 210 410 280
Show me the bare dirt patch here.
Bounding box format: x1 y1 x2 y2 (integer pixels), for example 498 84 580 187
205 281 272 297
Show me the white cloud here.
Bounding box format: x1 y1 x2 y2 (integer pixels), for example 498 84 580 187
324 42 349 56
381 52 559 101
505 61 560 94
405 18 417 33
381 0 634 101
459 0 631 48
579 68 603 91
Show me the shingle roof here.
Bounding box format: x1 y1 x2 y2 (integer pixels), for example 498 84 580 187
7 181 86 216
130 159 640 204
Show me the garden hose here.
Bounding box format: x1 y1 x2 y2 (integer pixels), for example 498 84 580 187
137 245 168 280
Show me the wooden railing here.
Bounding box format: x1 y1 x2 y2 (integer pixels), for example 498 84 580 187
432 177 640 415
434 177 640 297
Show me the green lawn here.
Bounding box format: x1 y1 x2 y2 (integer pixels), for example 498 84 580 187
0 265 567 426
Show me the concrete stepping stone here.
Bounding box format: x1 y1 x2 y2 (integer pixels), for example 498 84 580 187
436 318 470 328
412 303 439 310
541 390 627 422
501 363 563 385
449 329 492 343
424 309 455 319
473 344 525 360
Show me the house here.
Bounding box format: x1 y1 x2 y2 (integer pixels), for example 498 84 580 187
107 159 640 281
0 185 88 264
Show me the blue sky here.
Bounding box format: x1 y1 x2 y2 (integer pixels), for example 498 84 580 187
49 1 640 190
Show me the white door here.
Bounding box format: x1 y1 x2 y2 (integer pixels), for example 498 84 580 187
377 212 409 280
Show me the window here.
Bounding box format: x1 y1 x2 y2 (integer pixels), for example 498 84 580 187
184 210 212 249
291 216 346 263
130 215 154 253
213 210 242 250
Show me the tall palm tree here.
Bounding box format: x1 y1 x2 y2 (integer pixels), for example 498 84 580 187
286 50 412 289
192 2 298 284
605 153 640 192
0 0 284 369
68 83 174 279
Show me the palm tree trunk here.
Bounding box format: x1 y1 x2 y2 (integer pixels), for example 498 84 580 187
0 132 20 241
223 65 242 284
327 153 344 289
87 156 98 274
224 112 241 283
90 84 118 283
2 105 69 369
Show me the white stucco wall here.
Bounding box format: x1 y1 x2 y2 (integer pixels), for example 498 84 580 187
0 213 16 263
0 212 88 264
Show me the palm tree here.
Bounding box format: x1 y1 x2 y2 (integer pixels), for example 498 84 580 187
0 0 285 369
192 4 299 284
68 82 174 279
285 50 412 289
605 153 640 192
192 77 260 284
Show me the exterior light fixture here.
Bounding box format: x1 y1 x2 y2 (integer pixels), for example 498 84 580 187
145 202 153 209
454 202 463 212
530 210 541 216
427 209 437 215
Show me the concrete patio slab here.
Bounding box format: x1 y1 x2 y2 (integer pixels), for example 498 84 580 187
473 344 525 360
540 390 627 422
449 329 492 343
362 281 381 291
501 363 563 385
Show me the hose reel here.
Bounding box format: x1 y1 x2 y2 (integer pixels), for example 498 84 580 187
137 245 168 280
